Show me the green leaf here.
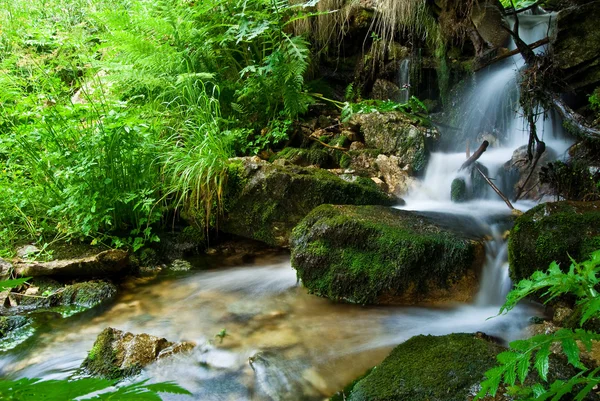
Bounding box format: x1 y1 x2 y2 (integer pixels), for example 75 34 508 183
0 277 30 291
535 345 551 381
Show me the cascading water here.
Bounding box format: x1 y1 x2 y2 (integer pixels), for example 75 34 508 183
401 9 571 308
398 58 411 103
0 10 572 401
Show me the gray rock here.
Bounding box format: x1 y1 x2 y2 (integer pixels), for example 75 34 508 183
14 249 130 278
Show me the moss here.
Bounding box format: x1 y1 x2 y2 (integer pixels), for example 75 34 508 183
0 316 29 338
291 205 480 304
270 147 332 167
345 334 504 401
223 163 394 247
508 201 600 282
451 178 467 202
81 327 126 379
61 280 117 309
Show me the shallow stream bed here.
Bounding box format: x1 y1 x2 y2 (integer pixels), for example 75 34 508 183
0 252 540 400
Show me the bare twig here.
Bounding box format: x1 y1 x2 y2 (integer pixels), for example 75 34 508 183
474 38 549 72
475 166 515 210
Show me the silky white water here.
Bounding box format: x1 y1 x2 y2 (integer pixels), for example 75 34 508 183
0 10 570 401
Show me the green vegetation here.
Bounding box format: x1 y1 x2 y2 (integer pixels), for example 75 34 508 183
508 202 600 282
0 0 318 255
477 250 600 400
341 334 504 401
0 378 190 400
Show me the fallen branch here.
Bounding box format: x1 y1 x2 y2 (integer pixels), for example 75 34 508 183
550 95 600 140
475 165 515 210
459 140 489 171
474 38 549 72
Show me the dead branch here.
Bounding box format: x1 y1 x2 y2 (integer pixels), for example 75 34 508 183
475 165 515 210
459 140 489 171
474 38 549 72
550 95 600 139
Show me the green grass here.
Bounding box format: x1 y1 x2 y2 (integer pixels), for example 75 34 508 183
0 0 318 255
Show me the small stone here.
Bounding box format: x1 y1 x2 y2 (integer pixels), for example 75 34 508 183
17 245 40 259
168 259 192 272
349 141 365 150
24 287 39 296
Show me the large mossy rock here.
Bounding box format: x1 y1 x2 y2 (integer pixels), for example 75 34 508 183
340 334 504 401
81 327 195 379
291 205 485 305
223 157 395 247
552 1 600 90
509 201 600 282
350 112 439 174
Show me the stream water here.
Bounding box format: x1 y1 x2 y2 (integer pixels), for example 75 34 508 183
0 9 572 401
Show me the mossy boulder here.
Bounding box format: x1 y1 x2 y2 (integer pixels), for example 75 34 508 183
339 333 504 401
0 316 29 339
552 1 600 90
223 157 395 247
350 112 439 174
17 279 117 316
81 327 195 379
451 163 489 203
291 205 485 305
509 201 600 282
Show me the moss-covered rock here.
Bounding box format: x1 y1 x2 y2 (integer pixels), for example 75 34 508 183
0 316 34 351
270 147 334 168
341 334 504 401
451 163 489 203
509 201 600 282
291 205 485 305
81 327 195 379
350 112 439 174
223 157 395 247
17 279 117 316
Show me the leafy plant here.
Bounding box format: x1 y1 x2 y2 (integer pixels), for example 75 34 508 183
476 250 600 400
340 96 429 122
0 377 190 401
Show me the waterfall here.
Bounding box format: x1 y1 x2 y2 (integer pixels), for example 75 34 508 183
398 58 411 103
399 11 571 306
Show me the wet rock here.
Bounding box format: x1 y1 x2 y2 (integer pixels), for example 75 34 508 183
223 158 394 247
371 79 402 102
0 316 30 339
81 327 195 379
337 334 505 401
249 351 325 401
16 245 40 259
167 259 193 272
349 141 365 150
291 205 485 305
471 1 510 49
0 316 34 351
552 1 600 90
270 147 333 168
508 201 600 282
13 278 117 316
246 325 301 349
375 154 416 196
14 249 130 278
498 145 557 201
350 112 439 174
451 162 489 203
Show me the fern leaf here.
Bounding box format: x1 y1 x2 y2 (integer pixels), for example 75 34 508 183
535 344 551 381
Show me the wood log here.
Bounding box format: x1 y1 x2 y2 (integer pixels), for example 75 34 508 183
474 38 549 72
550 95 600 140
459 140 489 171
